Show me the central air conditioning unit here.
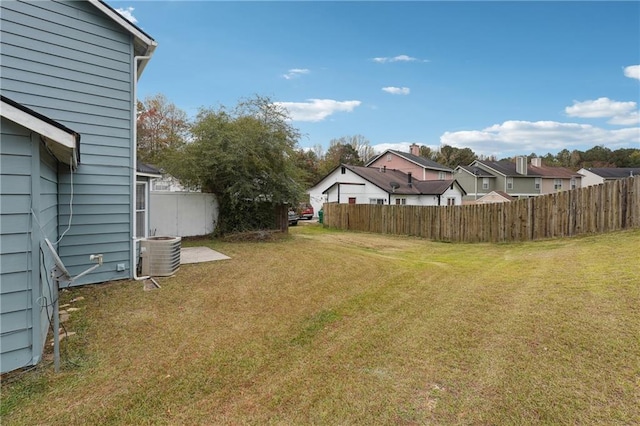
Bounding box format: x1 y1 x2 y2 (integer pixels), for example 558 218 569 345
140 236 181 277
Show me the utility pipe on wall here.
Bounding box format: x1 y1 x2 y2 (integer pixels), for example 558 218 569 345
131 55 152 281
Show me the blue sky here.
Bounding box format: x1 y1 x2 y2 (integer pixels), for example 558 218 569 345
115 1 639 158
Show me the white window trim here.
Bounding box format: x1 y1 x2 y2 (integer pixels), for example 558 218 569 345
136 182 149 238
554 179 563 191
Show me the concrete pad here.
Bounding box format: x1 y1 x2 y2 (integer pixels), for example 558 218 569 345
180 247 231 264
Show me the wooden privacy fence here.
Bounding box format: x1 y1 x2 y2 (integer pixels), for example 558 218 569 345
322 176 640 243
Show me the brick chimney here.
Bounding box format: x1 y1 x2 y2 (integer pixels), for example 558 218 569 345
409 143 420 156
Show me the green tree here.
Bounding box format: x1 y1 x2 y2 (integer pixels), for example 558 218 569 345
168 95 304 235
582 145 613 167
611 148 640 167
137 94 189 166
542 153 559 166
318 141 362 176
557 149 571 167
455 147 477 167
419 145 437 160
294 148 322 188
629 150 640 167
435 144 477 168
569 150 583 169
327 137 368 163
343 134 375 164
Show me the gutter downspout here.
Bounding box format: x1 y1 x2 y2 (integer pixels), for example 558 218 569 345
132 55 152 281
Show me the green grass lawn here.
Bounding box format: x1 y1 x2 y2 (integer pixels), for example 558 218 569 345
2 225 639 425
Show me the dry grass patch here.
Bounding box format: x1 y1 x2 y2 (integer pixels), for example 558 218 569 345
2 226 639 424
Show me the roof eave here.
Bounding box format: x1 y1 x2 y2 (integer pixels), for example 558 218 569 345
364 152 384 167
136 172 162 178
89 0 157 78
472 160 506 177
392 150 453 172
135 42 158 78
1 97 79 169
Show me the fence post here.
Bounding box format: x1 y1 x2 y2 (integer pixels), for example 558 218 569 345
321 176 639 242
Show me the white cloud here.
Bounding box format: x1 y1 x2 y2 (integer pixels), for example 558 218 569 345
273 99 361 122
565 97 639 125
370 142 439 155
282 68 310 80
624 65 640 80
115 7 137 24
565 97 636 118
372 54 426 63
608 111 640 126
371 142 411 153
382 86 410 95
440 120 640 156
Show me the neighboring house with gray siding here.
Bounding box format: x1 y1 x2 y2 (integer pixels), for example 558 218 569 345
0 0 156 374
455 157 582 202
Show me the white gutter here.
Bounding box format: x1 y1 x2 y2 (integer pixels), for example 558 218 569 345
131 55 152 281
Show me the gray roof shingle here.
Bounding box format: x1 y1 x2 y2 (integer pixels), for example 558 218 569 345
584 168 640 178
475 160 580 178
344 164 462 195
137 162 162 176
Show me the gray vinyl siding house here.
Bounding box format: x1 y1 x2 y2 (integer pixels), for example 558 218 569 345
0 0 156 373
456 157 581 202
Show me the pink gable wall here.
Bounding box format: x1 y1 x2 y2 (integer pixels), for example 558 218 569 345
368 152 452 181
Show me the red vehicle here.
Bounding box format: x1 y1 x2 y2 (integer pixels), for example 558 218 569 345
298 203 314 220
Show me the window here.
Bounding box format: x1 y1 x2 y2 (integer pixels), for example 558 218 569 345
135 182 148 238
507 177 513 190
535 178 541 190
482 178 489 190
370 198 385 205
341 166 346 174
386 154 392 162
447 197 456 206
153 180 169 191
438 171 446 180
570 178 576 189
348 197 356 204
554 179 563 190
395 198 407 205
